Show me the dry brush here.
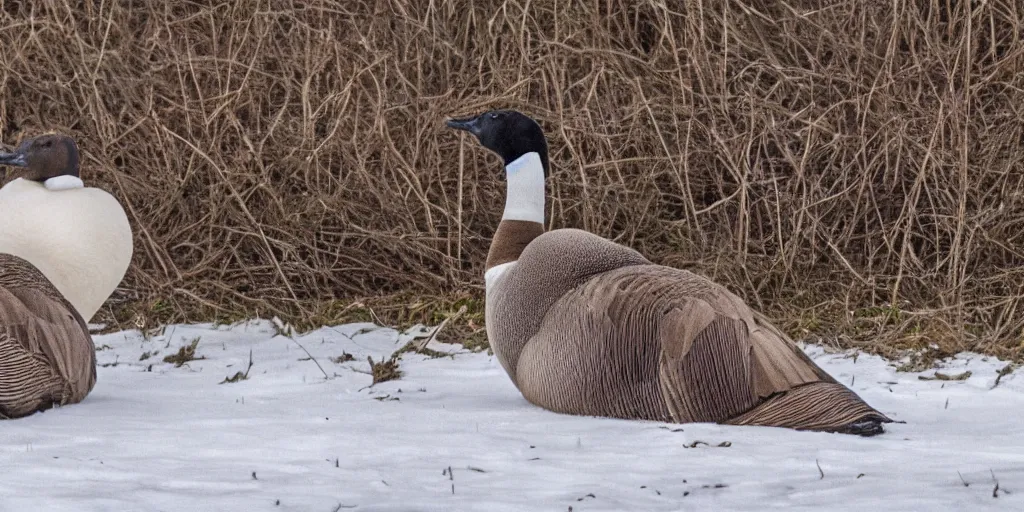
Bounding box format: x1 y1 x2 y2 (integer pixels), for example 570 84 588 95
0 0 1021 360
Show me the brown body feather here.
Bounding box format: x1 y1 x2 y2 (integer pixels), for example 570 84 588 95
487 228 891 434
0 253 95 419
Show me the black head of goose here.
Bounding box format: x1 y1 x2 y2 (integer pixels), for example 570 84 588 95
446 110 550 174
0 134 131 418
446 109 892 435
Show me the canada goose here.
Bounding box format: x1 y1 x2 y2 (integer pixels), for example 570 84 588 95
446 110 892 435
0 134 132 418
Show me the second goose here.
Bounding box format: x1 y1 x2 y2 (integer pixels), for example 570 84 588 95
0 134 132 418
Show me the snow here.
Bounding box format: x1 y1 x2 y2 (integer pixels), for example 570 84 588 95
2 319 1023 511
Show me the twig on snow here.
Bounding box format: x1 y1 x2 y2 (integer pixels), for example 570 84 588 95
414 305 468 351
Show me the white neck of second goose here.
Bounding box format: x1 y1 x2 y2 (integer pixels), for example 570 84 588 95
501 152 546 224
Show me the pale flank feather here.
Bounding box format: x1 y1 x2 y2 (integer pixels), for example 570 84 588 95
0 178 132 321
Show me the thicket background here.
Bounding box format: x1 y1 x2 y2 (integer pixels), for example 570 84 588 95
0 0 1021 362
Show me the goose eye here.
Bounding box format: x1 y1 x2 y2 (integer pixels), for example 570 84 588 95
41 140 52 148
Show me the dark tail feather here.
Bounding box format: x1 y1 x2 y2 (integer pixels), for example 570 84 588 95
726 382 893 436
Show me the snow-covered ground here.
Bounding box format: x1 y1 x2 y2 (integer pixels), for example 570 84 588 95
1 319 1022 511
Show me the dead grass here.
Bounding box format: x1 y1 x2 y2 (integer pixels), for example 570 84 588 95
918 370 972 381
368 355 402 385
162 337 204 367
221 349 254 384
395 341 453 360
331 352 355 364
0 1 1021 362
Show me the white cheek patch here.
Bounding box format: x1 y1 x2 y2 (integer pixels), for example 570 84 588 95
44 176 84 191
502 152 545 224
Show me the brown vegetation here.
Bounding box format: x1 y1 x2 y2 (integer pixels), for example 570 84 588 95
0 1 1021 361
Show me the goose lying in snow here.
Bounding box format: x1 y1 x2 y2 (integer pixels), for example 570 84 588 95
0 134 132 418
446 110 892 435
